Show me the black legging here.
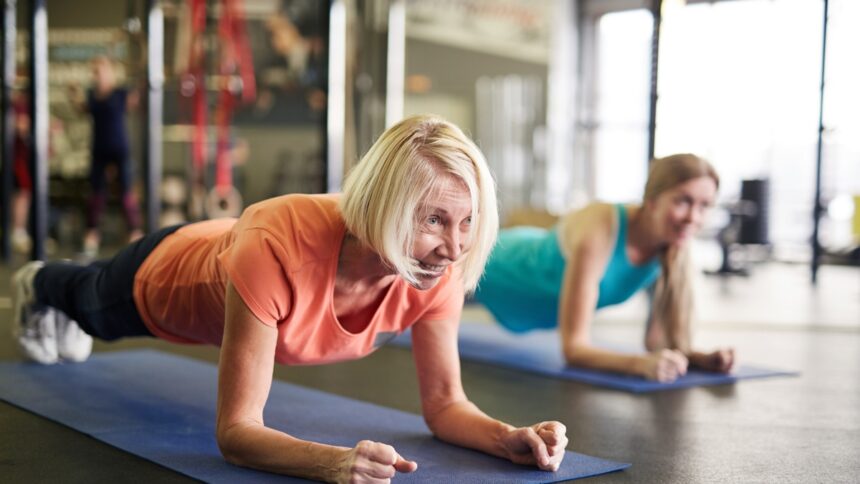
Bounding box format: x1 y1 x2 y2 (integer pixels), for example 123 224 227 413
34 224 184 340
87 149 142 231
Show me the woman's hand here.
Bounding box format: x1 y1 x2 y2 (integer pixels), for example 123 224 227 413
691 348 735 373
643 349 688 382
500 421 568 471
335 440 417 484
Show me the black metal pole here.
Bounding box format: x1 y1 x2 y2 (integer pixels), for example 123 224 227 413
812 0 829 285
143 0 163 233
320 0 331 193
28 0 48 261
646 0 663 164
1 0 16 261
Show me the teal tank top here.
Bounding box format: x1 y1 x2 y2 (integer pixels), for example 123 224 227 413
475 204 661 332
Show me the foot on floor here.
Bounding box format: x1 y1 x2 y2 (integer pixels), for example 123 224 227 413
12 261 59 364
55 310 93 362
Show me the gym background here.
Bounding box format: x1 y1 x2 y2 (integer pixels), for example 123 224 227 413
1 1 858 483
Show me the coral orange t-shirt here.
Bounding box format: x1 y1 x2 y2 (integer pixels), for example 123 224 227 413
133 193 464 365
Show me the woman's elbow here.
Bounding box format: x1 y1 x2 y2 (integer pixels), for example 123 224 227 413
422 405 448 436
644 325 666 351
421 398 462 436
563 342 589 366
423 415 443 436
216 423 250 466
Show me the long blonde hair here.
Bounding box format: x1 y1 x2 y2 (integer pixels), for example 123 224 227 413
340 115 499 292
645 154 719 352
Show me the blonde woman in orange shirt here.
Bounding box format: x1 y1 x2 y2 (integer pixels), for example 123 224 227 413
12 115 568 482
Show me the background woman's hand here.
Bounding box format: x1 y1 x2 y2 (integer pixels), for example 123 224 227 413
336 440 417 484
643 349 688 382
500 421 568 471
696 347 735 373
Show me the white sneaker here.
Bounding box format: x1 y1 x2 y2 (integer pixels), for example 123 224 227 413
55 310 93 362
11 228 32 254
12 261 59 364
83 231 100 259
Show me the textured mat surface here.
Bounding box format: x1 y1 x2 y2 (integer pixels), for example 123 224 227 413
390 323 798 392
0 349 629 483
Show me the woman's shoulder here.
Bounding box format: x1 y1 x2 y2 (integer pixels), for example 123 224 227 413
232 194 345 262
562 202 616 232
243 193 340 219
557 202 621 257
237 194 342 238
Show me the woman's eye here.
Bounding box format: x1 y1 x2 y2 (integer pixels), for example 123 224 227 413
462 216 473 226
427 215 441 225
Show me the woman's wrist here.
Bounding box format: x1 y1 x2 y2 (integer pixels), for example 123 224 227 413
495 421 519 461
632 354 651 377
324 446 353 483
685 350 707 368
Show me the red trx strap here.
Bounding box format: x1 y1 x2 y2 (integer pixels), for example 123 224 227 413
214 0 255 197
190 0 208 176
177 0 255 218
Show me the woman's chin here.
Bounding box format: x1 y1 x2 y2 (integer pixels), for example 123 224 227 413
670 233 693 247
410 274 442 291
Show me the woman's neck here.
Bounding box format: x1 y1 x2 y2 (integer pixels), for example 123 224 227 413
626 205 666 262
334 234 397 333
336 234 396 293
94 82 116 97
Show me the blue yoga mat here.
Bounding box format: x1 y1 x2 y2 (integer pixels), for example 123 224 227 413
390 323 798 393
0 349 629 483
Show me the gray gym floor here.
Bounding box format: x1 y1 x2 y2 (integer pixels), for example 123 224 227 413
1 253 858 483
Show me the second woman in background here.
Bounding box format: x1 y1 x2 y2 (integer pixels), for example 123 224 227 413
475 154 735 382
70 56 143 256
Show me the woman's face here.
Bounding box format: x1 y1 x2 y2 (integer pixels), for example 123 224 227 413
410 176 473 290
650 176 717 246
92 60 115 89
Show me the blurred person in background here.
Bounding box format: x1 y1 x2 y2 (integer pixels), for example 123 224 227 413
476 154 735 382
69 56 143 256
10 92 33 254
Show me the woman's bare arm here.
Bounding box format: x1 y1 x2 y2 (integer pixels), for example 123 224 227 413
558 205 688 381
412 315 567 471
645 285 734 374
217 282 416 482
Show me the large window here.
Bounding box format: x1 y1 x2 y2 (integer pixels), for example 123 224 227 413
581 0 860 259
656 0 823 257
591 8 653 203
820 0 860 250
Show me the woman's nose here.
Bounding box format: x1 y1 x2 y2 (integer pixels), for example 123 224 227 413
438 226 463 261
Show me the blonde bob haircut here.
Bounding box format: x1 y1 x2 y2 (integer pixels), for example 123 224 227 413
340 114 499 292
